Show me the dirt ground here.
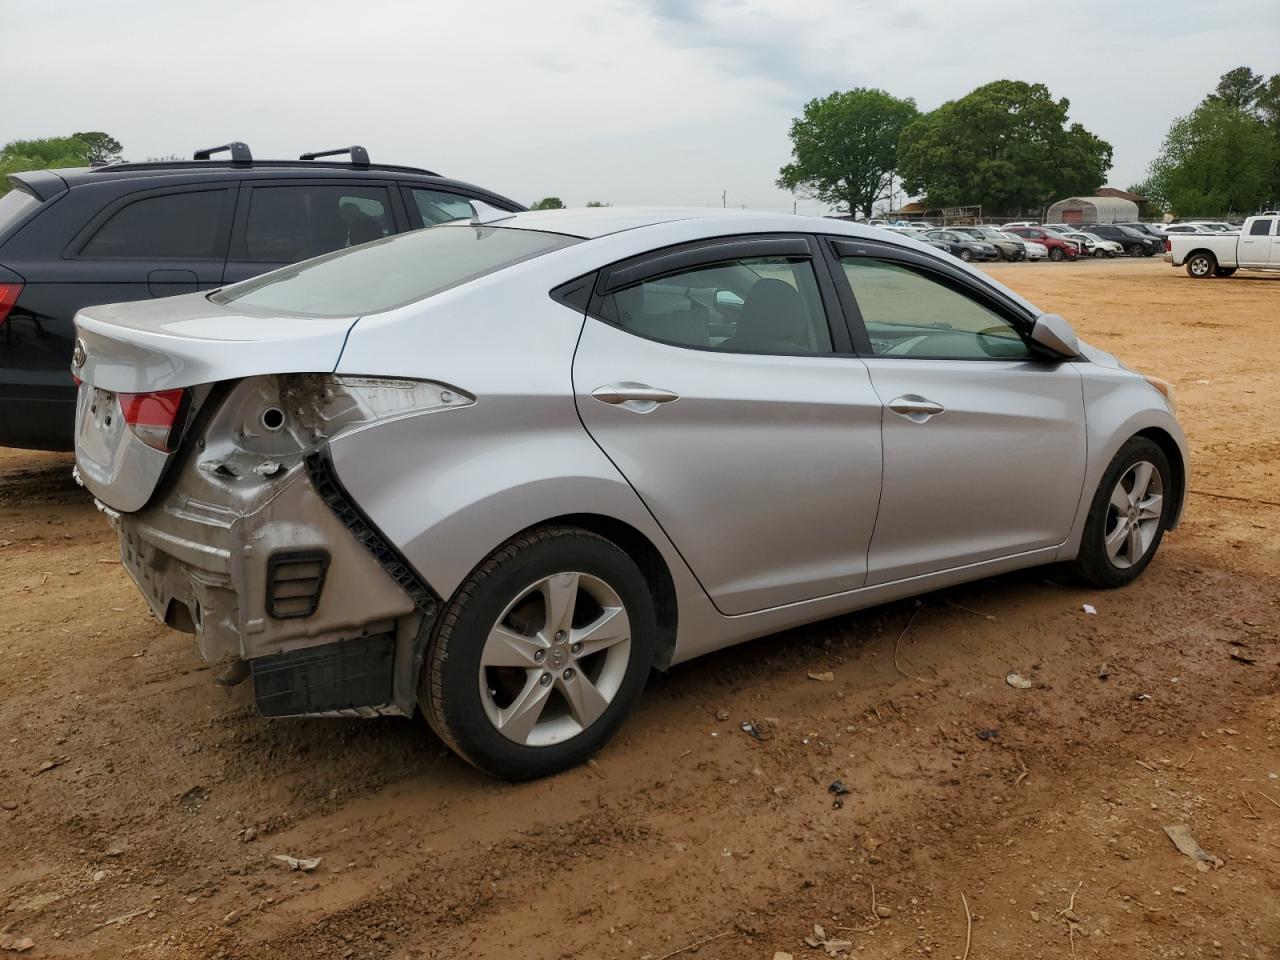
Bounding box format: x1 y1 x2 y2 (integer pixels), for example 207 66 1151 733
1 257 1276 960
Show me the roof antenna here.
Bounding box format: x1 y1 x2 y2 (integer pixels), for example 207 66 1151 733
469 200 516 226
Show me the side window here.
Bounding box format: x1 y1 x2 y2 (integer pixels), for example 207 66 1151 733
81 191 225 259
411 189 478 226
1248 218 1274 236
243 185 393 263
841 258 1033 360
600 256 832 355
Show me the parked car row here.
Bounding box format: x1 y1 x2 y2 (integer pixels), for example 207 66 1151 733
877 224 1051 262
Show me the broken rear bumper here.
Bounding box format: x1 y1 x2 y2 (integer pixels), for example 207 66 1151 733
106 450 436 717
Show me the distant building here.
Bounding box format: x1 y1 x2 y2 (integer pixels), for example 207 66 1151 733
1045 194 1140 225
1094 187 1147 205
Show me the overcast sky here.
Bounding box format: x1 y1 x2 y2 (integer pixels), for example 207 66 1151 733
6 0 1278 214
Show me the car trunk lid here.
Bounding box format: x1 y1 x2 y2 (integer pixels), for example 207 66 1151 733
73 290 358 512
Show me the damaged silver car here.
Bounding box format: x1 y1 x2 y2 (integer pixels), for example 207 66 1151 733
74 208 1187 779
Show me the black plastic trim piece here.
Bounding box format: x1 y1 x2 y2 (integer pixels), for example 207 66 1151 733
550 273 595 313
300 146 371 166
304 450 440 616
194 142 253 163
602 237 811 293
250 633 394 716
265 549 330 619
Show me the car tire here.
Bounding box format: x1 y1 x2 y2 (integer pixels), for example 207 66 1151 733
959 248 973 262
1186 251 1216 278
1093 248 1106 258
1126 243 1144 257
1214 267 1237 277
1049 247 1064 262
1068 437 1172 589
419 525 656 780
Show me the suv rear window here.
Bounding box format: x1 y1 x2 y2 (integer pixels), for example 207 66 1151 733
211 224 579 318
81 190 225 259
0 187 42 238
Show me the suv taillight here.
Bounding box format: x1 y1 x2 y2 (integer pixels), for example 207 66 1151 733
0 282 22 326
119 388 188 452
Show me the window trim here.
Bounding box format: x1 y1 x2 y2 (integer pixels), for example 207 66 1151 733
823 235 1069 363
400 185 486 230
587 233 853 356
66 185 236 262
226 179 408 264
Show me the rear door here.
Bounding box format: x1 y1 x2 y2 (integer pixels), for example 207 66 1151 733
571 236 884 615
1239 216 1276 267
222 180 409 284
827 237 1086 584
64 185 235 299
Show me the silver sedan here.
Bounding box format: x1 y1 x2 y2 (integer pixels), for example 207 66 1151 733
72 208 1187 779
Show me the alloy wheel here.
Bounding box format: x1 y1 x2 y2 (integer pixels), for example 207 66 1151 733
1188 255 1212 277
478 571 631 747
1103 461 1164 568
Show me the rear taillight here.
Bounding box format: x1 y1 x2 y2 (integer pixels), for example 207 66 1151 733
0 282 22 327
118 388 188 452
1165 239 1171 252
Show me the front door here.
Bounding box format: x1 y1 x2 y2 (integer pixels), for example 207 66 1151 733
572 237 884 615
828 240 1087 585
222 180 407 285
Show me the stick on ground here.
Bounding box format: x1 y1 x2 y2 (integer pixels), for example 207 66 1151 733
893 606 931 683
960 892 972 960
1258 790 1280 811
654 931 732 960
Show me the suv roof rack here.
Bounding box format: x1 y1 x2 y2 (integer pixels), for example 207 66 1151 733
194 141 253 163
300 145 370 166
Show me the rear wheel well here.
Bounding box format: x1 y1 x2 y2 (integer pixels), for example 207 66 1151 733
515 514 679 670
1135 427 1185 526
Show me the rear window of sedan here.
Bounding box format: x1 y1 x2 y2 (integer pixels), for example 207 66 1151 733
211 225 579 318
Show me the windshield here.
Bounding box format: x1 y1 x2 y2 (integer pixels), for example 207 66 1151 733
0 186 42 238
211 225 580 318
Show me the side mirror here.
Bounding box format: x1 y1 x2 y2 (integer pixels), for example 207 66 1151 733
1030 313 1080 358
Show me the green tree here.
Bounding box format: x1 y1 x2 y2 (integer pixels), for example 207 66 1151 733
1138 98 1277 216
584 200 609 207
896 80 1112 214
0 133 119 195
777 88 918 219
530 196 565 210
73 131 123 164
1207 67 1265 112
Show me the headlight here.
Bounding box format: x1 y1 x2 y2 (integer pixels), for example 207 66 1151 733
1143 374 1177 412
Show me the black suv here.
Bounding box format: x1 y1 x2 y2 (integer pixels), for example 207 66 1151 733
1084 224 1162 257
0 143 522 450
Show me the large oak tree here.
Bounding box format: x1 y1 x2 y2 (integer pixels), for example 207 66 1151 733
896 80 1111 214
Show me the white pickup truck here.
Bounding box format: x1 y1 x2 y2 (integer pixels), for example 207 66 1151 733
1167 213 1280 277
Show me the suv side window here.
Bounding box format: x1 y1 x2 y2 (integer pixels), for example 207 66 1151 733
600 256 833 355
243 185 394 262
410 189 478 226
80 190 226 259
840 257 1033 360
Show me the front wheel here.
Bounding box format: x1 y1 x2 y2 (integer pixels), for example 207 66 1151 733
1048 247 1064 262
420 526 657 780
1069 437 1172 588
1093 248 1106 258
1186 252 1216 278
959 248 973 262
1126 243 1144 257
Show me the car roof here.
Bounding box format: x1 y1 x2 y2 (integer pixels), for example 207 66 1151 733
22 159 521 208
492 206 892 241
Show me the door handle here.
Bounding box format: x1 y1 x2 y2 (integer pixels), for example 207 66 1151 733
888 394 945 422
591 383 680 412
